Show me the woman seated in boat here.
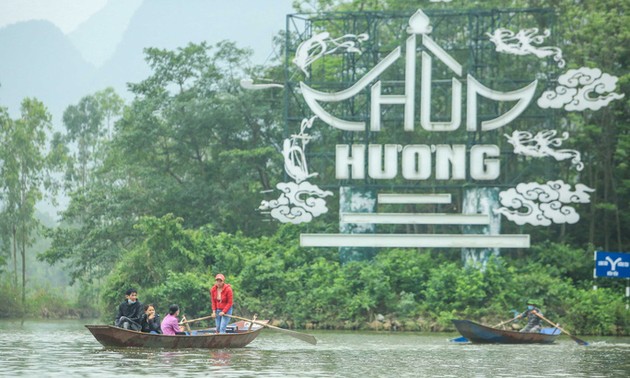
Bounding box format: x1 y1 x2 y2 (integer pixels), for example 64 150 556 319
516 299 543 333
161 304 186 335
140 304 162 334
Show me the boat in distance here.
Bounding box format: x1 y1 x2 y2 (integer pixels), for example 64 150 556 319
452 319 560 344
86 320 267 348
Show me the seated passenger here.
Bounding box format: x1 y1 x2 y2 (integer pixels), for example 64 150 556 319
115 288 143 331
140 304 162 334
161 304 185 335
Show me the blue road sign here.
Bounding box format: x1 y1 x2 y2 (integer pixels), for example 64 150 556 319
594 251 630 278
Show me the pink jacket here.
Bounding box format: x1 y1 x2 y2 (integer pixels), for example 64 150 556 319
161 313 182 335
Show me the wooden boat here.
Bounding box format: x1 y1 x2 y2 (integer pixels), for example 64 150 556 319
452 319 560 344
85 320 267 349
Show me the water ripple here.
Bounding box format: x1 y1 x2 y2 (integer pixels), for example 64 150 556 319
1 321 629 377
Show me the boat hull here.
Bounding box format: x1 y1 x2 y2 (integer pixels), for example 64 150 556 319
452 319 559 344
86 321 266 349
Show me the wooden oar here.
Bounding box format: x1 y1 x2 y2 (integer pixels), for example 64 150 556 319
179 314 214 325
181 315 193 334
493 315 520 328
534 312 589 346
226 314 317 345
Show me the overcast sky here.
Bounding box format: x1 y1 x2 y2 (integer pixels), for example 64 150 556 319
0 0 111 33
0 0 297 66
0 0 296 40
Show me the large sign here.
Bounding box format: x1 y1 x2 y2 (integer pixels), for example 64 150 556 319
249 9 624 250
594 251 630 279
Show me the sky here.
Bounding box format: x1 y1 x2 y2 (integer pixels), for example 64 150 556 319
0 0 296 65
0 0 110 33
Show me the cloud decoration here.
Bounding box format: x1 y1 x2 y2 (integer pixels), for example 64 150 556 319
537 67 625 111
259 182 333 224
495 180 594 226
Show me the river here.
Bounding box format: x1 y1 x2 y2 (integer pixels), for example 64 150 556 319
0 320 628 377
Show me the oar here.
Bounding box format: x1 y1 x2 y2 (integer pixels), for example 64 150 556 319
179 314 214 325
181 315 193 334
493 315 520 328
226 314 317 345
534 312 589 346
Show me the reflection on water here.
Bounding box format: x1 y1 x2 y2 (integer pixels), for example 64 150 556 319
210 350 232 366
1 320 629 377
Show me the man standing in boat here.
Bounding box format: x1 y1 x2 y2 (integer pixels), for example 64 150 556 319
115 288 143 331
516 299 543 333
210 273 233 333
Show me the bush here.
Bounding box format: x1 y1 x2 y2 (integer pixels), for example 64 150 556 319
0 281 22 318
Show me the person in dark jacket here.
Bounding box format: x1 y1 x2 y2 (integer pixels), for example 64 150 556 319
140 303 162 334
115 288 143 331
516 299 543 333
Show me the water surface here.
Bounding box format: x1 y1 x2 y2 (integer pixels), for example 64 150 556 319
0 320 628 377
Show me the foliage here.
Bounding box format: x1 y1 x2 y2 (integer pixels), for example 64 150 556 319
0 280 85 319
0 98 55 310
0 281 22 318
90 217 627 335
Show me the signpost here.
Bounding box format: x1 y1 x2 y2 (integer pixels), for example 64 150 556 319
594 251 630 278
594 251 630 309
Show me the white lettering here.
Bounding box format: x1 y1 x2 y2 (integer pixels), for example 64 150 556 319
336 145 365 179
470 145 501 180
435 145 466 180
420 51 462 131
368 144 399 179
402 145 431 179
336 144 500 181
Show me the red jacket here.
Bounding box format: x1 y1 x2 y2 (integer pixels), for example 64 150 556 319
210 283 233 313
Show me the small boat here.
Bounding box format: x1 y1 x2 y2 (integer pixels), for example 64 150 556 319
452 319 560 344
85 320 267 349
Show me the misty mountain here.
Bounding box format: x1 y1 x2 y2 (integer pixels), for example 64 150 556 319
68 0 142 67
0 0 292 128
0 20 95 123
90 0 281 99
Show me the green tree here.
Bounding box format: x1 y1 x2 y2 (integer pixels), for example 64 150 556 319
62 87 124 192
116 41 283 232
0 98 54 310
43 41 284 285
40 89 128 286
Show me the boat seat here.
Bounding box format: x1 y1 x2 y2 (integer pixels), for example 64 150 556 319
540 327 561 335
